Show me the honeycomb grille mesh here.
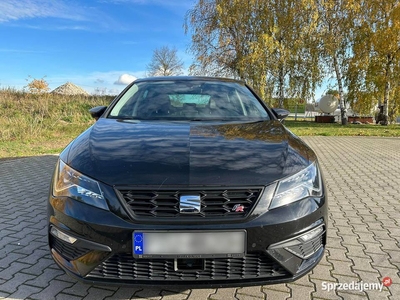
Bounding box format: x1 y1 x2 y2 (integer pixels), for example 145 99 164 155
118 188 262 219
88 253 289 281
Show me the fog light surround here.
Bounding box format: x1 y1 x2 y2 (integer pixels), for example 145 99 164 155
267 224 325 274
299 225 324 242
50 227 77 244
283 225 324 259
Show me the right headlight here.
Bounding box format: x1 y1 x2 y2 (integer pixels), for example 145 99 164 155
53 159 109 211
269 162 322 209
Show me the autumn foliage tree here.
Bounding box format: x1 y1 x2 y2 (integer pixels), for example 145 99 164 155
185 0 323 106
315 0 362 124
25 76 50 93
347 0 400 124
186 0 400 124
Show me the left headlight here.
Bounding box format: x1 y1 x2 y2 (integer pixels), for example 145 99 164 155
53 159 109 210
269 162 322 209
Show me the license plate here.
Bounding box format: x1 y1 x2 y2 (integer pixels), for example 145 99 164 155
133 231 246 258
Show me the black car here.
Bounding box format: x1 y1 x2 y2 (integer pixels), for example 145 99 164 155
48 76 327 287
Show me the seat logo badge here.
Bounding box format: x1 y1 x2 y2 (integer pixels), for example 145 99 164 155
232 204 245 212
180 195 201 214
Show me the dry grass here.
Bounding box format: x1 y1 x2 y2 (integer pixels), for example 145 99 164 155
0 88 113 158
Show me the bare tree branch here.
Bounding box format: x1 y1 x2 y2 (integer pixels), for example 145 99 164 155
147 46 184 77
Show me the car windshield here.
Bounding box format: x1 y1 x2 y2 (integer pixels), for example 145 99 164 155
108 79 270 121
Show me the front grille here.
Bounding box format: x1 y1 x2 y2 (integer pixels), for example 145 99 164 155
117 187 262 219
87 253 289 281
50 235 92 261
286 234 324 259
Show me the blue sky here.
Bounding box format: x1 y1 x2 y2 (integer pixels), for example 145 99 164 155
0 0 329 98
0 0 195 94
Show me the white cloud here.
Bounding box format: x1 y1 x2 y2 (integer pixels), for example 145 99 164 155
114 74 137 85
0 0 87 23
0 48 44 53
55 25 90 31
0 0 120 32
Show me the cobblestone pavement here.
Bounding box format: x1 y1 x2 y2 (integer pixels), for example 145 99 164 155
0 136 399 300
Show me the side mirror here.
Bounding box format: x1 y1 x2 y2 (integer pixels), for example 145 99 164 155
89 106 107 121
272 108 290 121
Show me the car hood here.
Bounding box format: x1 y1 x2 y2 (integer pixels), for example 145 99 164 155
63 119 314 186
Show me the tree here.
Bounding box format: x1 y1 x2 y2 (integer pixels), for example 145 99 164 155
185 0 252 79
25 76 50 93
347 0 400 124
185 0 322 106
147 46 184 77
186 0 400 118
316 0 360 125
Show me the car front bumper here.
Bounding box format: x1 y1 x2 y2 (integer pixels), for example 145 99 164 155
48 189 327 287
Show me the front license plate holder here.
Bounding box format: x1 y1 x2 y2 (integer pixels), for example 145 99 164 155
132 230 246 259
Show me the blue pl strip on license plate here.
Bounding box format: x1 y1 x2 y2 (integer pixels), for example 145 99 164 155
134 232 144 255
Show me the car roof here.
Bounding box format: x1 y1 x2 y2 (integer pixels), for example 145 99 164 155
134 76 246 85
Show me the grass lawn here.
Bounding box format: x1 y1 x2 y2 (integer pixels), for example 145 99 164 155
284 120 400 137
0 125 91 158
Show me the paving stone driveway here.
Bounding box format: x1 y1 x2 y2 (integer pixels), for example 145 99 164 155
0 136 399 300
